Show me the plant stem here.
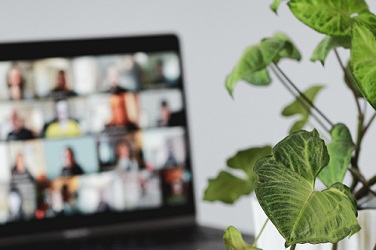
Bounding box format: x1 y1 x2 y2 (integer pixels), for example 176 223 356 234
333 49 368 192
354 175 376 200
363 112 376 136
348 167 368 187
348 167 374 195
350 108 376 193
350 112 365 191
353 114 364 168
270 64 331 134
333 49 363 116
290 244 297 250
252 218 269 247
273 63 334 128
332 242 338 250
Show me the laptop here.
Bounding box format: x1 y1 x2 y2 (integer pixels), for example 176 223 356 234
0 34 231 249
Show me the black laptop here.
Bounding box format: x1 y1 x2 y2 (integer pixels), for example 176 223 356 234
0 34 229 249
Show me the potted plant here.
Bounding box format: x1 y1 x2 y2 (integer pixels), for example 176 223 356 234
204 0 376 249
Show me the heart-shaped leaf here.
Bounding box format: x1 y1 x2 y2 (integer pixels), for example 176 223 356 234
282 85 324 133
224 226 261 250
204 146 272 204
225 39 281 96
319 124 355 187
350 23 376 110
288 0 369 36
204 171 254 204
254 130 360 247
226 33 301 96
311 36 351 65
227 146 272 179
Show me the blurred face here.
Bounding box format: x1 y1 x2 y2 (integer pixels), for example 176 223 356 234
8 68 22 86
110 95 127 125
56 71 66 89
56 101 69 121
64 149 74 167
15 154 26 173
117 143 130 159
160 105 170 124
11 111 22 131
8 68 23 100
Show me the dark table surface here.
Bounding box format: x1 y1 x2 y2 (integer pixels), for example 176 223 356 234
6 225 253 250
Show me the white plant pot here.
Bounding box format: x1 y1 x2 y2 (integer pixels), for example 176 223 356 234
251 196 376 250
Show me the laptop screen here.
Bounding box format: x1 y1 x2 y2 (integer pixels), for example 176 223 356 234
0 34 195 239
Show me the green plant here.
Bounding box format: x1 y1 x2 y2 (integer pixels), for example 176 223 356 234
204 0 376 249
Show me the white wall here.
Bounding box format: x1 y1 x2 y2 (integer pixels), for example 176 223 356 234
1 0 376 236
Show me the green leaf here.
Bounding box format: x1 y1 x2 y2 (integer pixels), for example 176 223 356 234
288 0 370 36
319 124 355 187
354 12 376 35
204 146 272 204
224 226 261 250
203 171 254 204
226 33 301 96
227 146 272 179
270 0 282 14
345 62 364 98
350 23 376 110
311 36 351 65
242 69 271 86
254 130 360 247
282 85 324 133
273 33 302 63
225 39 281 96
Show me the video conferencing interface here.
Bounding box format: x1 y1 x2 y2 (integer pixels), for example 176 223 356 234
0 51 192 225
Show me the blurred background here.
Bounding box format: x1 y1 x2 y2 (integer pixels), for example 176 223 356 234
0 0 376 235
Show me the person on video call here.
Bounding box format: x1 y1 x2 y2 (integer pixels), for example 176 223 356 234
7 65 30 100
7 110 35 141
105 94 138 131
60 183 77 215
48 70 77 99
163 138 178 168
105 65 129 94
61 147 84 176
11 153 35 184
10 153 36 220
115 141 138 171
158 100 184 127
154 59 168 83
43 99 81 138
